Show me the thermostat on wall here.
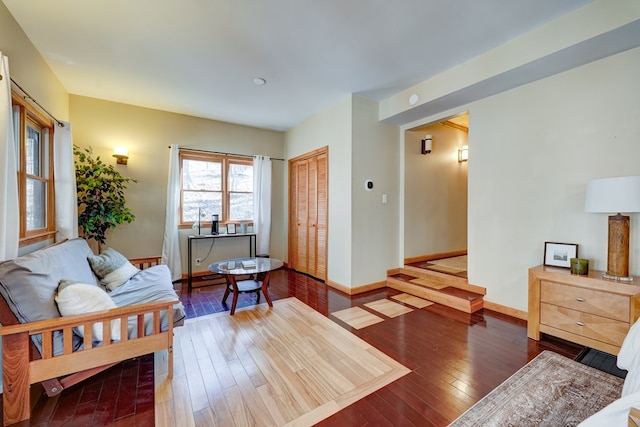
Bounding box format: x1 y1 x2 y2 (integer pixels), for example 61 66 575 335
365 179 374 191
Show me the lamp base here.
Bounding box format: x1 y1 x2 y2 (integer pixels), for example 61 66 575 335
602 272 634 282
607 213 630 278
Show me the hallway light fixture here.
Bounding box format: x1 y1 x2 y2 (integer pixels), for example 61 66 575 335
421 135 432 154
113 146 129 165
458 145 469 162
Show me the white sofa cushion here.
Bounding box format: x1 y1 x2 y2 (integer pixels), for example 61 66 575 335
110 264 186 336
55 280 121 342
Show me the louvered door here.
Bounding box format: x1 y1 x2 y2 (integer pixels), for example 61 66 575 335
289 147 328 281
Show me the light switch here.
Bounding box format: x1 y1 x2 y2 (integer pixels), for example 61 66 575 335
382 194 387 204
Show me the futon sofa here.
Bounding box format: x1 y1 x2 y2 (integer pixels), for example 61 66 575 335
0 238 185 425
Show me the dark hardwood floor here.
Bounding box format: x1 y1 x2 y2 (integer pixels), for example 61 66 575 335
8 268 585 426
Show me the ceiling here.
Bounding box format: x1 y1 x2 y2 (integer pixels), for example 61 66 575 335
3 0 595 131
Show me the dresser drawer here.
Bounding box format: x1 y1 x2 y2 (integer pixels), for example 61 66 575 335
540 280 629 322
540 303 628 347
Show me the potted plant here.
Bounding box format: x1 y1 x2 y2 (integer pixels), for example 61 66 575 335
74 145 137 253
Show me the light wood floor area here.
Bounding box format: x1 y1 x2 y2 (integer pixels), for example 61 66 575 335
154 297 410 426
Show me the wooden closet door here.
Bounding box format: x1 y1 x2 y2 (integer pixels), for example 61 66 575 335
289 147 328 281
293 160 309 274
314 152 327 279
307 156 318 277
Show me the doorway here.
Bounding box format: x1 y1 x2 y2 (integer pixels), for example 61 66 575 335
403 114 469 270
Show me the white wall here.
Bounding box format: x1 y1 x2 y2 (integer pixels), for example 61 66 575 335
404 124 468 258
351 96 400 286
285 95 353 287
468 46 640 311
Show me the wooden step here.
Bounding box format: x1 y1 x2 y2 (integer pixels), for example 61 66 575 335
402 265 486 295
386 268 484 314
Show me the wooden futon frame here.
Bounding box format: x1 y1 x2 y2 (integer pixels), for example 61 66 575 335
0 256 176 425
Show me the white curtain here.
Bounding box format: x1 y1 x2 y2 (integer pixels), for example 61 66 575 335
0 53 18 261
54 121 78 241
253 155 272 256
162 144 182 281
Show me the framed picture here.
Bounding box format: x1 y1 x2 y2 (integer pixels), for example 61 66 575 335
544 242 578 268
227 223 236 234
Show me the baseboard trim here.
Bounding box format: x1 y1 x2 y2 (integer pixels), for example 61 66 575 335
326 280 387 295
404 250 467 265
483 300 527 321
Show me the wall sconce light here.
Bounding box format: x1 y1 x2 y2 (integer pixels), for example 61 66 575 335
113 147 129 165
421 135 432 154
458 145 469 162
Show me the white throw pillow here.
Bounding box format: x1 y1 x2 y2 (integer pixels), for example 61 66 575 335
87 247 139 291
55 280 121 342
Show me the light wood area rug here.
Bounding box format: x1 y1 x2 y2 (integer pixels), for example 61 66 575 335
330 306 384 329
364 299 413 318
154 297 410 426
448 350 623 427
391 293 434 308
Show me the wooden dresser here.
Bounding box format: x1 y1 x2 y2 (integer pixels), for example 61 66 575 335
528 264 640 355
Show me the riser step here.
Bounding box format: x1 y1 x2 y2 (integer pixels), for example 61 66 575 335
386 274 484 314
400 266 486 295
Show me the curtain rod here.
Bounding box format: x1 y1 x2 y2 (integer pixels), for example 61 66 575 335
10 77 64 127
170 146 284 161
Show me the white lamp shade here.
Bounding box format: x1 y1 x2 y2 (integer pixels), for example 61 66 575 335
584 176 640 213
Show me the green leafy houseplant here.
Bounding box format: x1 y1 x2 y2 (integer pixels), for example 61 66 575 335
74 145 138 253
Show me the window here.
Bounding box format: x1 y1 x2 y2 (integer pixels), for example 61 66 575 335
12 93 56 245
179 150 253 225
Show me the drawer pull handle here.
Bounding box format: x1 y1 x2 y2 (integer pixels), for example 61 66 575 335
575 297 586 302
576 321 585 327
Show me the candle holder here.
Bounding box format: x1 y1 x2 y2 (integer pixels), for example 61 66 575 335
570 258 589 275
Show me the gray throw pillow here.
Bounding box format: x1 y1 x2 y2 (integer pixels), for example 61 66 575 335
87 248 139 291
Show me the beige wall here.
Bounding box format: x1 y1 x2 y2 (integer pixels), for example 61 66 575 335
70 95 286 274
285 95 401 289
2 2 69 256
351 96 400 286
466 47 640 311
285 95 353 287
404 124 467 259
0 3 68 121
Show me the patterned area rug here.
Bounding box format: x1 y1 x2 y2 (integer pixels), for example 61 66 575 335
449 351 623 426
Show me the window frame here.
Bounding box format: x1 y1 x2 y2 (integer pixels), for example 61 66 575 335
12 92 56 246
179 150 253 227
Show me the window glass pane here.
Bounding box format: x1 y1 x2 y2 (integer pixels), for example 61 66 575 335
26 178 46 230
182 159 221 191
26 125 41 176
42 128 50 176
12 106 20 171
228 163 253 192
182 191 222 222
229 192 253 221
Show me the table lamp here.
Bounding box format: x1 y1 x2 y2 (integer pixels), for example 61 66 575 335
584 176 640 281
